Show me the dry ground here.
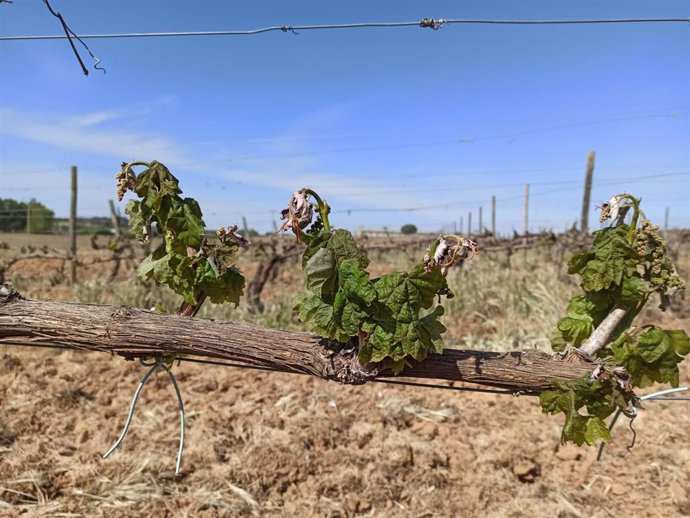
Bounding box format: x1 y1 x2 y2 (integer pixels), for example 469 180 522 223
1 232 689 517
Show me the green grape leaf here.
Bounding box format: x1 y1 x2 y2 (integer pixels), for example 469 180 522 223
668 329 690 356
329 229 369 269
304 247 337 298
567 251 594 275
195 261 245 305
550 295 597 351
338 258 376 304
576 226 638 293
302 229 369 270
549 198 688 446
358 270 447 372
124 199 147 241
293 291 365 343
583 417 611 445
580 258 624 292
636 327 672 363
373 263 446 313
169 199 205 248
122 160 246 307
619 275 650 310
540 378 613 445
552 315 593 351
612 327 689 388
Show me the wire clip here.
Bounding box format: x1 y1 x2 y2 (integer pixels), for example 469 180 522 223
419 18 447 30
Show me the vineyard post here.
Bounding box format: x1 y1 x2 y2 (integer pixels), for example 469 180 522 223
479 206 483 233
242 216 250 237
459 215 463 234
664 207 669 233
580 150 595 233
69 165 78 285
108 199 122 238
491 195 496 236
468 211 472 235
523 183 529 244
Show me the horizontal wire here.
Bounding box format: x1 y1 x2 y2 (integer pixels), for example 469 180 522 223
330 172 690 213
371 377 534 396
1 18 688 42
329 171 690 200
225 111 689 164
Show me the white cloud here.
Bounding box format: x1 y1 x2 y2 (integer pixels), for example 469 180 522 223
0 107 191 166
70 109 146 127
0 103 441 229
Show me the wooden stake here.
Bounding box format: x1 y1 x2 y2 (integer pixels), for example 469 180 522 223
664 207 669 233
69 166 78 284
108 199 122 238
491 195 496 236
468 212 472 235
479 206 483 233
581 151 595 233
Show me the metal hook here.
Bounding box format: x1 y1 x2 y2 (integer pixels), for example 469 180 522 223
102 356 186 477
597 386 688 461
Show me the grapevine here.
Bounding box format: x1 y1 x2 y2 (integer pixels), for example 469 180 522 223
116 160 248 310
280 188 478 373
542 193 689 445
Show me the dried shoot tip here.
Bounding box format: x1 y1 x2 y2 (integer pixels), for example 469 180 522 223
115 163 136 201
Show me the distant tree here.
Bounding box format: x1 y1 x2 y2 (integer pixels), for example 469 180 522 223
0 198 26 232
400 224 418 235
27 199 55 233
0 198 54 232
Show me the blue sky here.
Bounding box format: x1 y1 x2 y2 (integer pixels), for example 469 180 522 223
1 1 688 234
